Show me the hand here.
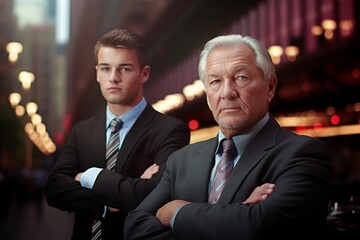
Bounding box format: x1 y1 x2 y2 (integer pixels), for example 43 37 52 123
243 183 275 204
75 172 83 181
156 200 189 227
108 206 120 212
140 163 159 179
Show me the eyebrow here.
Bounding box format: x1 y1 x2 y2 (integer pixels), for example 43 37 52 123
97 63 134 67
207 67 247 78
207 73 220 78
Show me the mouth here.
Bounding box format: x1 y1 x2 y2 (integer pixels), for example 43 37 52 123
107 86 121 91
222 107 238 111
220 107 241 114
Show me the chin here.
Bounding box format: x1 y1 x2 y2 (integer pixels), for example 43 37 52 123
219 121 242 130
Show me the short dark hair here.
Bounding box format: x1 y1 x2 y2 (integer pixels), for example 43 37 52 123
94 29 148 67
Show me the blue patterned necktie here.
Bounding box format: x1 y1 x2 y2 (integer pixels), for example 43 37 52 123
92 118 122 240
208 138 237 204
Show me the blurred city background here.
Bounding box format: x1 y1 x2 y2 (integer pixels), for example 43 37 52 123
0 0 359 239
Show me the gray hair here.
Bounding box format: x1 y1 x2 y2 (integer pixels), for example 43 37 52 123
198 34 275 82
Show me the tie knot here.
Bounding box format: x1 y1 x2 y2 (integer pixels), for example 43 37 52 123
110 118 122 132
222 138 237 156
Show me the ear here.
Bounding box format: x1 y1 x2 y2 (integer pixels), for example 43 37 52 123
206 94 212 111
267 75 277 102
141 65 151 83
95 66 100 82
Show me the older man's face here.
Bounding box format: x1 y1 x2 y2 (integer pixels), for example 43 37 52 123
204 45 276 138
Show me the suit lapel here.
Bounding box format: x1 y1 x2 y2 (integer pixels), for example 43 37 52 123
187 137 218 201
114 104 155 172
218 117 280 204
90 113 107 168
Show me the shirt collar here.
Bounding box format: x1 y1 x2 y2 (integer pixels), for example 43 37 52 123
217 113 269 155
106 97 147 129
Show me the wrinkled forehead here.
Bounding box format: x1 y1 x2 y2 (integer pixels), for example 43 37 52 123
206 45 256 69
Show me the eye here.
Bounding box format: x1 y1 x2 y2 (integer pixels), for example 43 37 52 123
99 66 110 72
120 67 131 72
210 79 220 85
209 79 221 90
236 75 247 81
235 74 251 87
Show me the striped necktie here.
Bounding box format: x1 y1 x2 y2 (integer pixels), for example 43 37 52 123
106 118 123 171
208 138 237 204
92 118 123 240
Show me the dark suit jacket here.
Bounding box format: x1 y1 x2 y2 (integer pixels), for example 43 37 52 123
44 104 190 240
124 116 332 240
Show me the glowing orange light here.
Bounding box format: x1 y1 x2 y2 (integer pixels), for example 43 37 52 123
313 122 323 129
188 120 199 130
330 115 340 125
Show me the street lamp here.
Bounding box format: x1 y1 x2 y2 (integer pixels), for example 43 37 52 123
24 101 38 170
284 46 300 62
31 113 42 126
15 105 25 117
6 41 23 63
268 45 284 65
9 92 22 107
26 102 38 116
322 19 337 40
18 71 35 91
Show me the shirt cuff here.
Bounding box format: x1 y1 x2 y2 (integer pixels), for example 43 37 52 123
80 167 102 189
102 206 107 218
170 203 190 229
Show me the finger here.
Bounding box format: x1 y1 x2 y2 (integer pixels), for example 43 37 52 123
243 194 262 204
266 188 274 194
151 165 159 173
259 183 275 190
108 207 120 212
150 166 159 173
243 186 273 204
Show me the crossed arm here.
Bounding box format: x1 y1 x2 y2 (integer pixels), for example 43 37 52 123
74 163 160 212
74 163 159 182
75 166 274 217
156 183 275 227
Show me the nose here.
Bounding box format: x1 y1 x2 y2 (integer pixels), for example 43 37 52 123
221 79 238 99
109 69 120 83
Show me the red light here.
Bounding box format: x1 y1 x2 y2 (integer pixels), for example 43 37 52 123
295 126 306 132
63 113 73 132
54 131 65 145
313 122 323 129
188 120 199 130
330 114 340 125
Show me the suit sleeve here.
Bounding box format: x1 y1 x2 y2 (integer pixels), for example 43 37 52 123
44 123 103 218
124 162 175 240
92 119 190 212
